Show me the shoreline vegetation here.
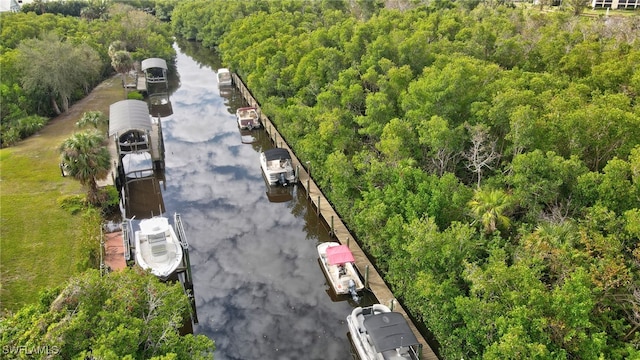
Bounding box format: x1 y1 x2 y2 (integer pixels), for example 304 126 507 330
171 1 640 359
0 3 218 358
1 0 639 358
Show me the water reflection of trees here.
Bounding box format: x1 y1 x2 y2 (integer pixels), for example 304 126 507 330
175 37 225 71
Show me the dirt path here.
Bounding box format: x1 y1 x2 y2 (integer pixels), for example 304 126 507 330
41 75 123 137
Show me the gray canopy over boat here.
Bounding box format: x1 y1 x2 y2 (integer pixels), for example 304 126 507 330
108 100 152 137
263 148 291 161
363 312 420 353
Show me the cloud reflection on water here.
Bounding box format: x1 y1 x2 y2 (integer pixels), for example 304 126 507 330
152 48 358 359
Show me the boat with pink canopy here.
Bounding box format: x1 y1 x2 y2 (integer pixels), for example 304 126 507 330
317 242 365 300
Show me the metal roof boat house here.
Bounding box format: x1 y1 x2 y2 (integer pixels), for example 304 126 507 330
109 99 166 219
109 99 165 174
141 58 169 91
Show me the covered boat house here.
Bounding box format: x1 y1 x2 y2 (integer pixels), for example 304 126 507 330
109 99 165 173
109 100 166 219
141 58 169 90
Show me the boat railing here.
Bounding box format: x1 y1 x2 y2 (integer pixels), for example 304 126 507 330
174 213 189 250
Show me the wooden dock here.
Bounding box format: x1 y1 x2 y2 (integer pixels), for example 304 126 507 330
232 74 439 360
104 231 127 271
137 74 147 93
97 140 119 188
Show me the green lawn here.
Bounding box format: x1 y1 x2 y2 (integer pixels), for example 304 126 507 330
0 76 124 313
0 146 86 311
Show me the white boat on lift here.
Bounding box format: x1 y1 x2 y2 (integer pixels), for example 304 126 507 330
134 215 184 280
217 68 232 87
236 106 261 130
317 242 364 301
259 148 297 186
347 304 421 360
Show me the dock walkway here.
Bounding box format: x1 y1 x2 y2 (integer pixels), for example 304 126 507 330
104 230 127 271
233 74 439 360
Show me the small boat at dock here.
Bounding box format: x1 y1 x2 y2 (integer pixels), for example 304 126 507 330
236 106 261 130
217 68 232 87
317 242 364 301
259 148 297 186
347 304 421 360
134 215 184 280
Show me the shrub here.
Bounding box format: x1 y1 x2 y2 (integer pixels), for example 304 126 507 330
57 194 88 215
127 90 144 100
99 185 121 215
0 115 47 147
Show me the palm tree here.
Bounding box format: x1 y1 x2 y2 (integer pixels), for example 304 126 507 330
59 131 111 205
468 187 513 234
108 40 127 59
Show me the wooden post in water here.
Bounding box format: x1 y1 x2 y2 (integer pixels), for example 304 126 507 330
390 299 395 311
346 237 350 248
330 216 334 237
307 178 310 198
364 264 369 289
317 196 321 216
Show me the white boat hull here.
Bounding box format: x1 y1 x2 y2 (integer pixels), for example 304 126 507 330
134 216 183 280
217 68 232 87
317 242 364 295
347 304 391 360
347 304 420 360
236 107 261 130
260 149 297 186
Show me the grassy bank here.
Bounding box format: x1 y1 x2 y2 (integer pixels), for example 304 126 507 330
0 76 124 312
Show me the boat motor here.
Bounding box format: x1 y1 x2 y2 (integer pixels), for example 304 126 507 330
348 279 359 302
279 172 288 186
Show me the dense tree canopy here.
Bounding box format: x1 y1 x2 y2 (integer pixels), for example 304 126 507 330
2 0 639 358
172 1 640 358
17 33 102 115
0 2 175 147
0 269 214 359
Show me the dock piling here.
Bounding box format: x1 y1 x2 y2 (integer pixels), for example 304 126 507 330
364 264 369 289
330 216 334 237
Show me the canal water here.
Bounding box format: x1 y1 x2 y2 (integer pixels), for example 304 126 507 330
143 40 375 360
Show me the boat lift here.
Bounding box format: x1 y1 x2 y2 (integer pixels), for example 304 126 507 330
173 213 198 324
121 212 198 325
